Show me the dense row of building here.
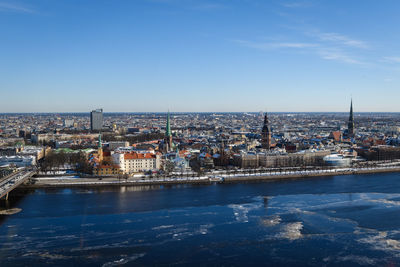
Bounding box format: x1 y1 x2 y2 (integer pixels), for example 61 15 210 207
2 101 400 177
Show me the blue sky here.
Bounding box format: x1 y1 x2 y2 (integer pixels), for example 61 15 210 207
1 0 400 112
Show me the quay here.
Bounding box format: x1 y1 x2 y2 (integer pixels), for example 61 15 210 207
22 165 400 188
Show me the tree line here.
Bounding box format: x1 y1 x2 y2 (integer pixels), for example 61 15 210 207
39 151 93 174
103 132 165 144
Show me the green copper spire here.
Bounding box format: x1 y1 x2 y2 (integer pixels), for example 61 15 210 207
98 132 102 149
166 111 172 137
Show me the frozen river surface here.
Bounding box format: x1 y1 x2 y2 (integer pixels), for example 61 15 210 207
2 173 400 266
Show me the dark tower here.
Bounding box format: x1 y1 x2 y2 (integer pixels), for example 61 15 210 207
164 111 173 152
348 99 354 137
261 113 272 149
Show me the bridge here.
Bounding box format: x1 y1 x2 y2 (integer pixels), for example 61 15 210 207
0 169 36 200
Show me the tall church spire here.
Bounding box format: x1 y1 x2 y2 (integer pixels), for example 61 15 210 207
97 132 103 161
98 132 102 149
164 111 173 152
261 112 272 149
166 111 172 137
348 99 355 137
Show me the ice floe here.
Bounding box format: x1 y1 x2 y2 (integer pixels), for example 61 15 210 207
357 230 400 256
102 253 145 267
277 222 303 240
260 215 281 227
228 202 263 223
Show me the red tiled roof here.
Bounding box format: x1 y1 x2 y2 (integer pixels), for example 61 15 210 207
124 152 155 160
179 150 188 156
331 131 341 142
375 139 386 145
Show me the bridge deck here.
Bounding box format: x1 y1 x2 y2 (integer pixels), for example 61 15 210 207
0 171 35 199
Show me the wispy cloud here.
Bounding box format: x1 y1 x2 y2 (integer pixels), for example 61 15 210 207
0 1 35 13
317 48 365 65
235 38 367 65
382 56 400 63
316 32 369 49
235 40 318 50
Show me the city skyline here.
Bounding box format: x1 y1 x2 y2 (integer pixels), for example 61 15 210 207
4 2 400 265
2 0 400 112
0 99 390 114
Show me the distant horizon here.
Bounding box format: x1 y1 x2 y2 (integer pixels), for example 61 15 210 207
1 111 400 115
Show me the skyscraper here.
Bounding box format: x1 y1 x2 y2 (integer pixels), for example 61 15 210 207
90 109 103 131
348 100 354 137
261 112 272 150
164 111 173 152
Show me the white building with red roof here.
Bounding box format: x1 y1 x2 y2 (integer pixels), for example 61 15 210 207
112 151 161 174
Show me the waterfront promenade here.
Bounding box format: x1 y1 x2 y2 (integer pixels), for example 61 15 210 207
26 164 400 188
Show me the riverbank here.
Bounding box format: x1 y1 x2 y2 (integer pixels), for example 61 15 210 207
22 166 400 188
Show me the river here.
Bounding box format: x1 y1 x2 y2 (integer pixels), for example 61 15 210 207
1 172 400 266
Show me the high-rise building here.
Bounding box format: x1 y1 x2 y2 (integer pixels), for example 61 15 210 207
64 119 74 128
164 111 173 152
90 109 103 131
348 100 354 137
261 112 272 149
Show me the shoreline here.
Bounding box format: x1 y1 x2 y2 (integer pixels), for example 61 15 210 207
21 166 400 188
